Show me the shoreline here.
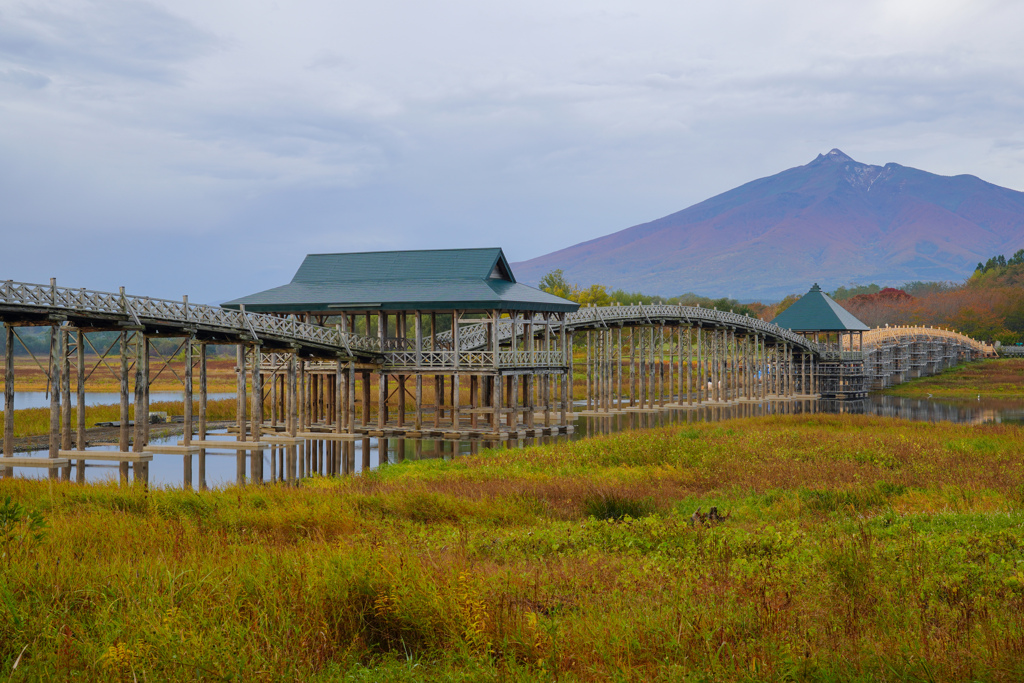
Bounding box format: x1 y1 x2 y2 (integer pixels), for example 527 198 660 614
4 420 237 454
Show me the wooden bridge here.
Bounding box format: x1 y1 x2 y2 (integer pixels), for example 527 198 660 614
0 277 994 486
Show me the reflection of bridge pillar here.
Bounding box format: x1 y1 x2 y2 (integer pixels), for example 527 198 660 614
181 335 193 488
47 324 61 480
235 344 247 485
250 343 263 483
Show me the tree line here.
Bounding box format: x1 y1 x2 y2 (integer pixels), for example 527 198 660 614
538 248 1024 344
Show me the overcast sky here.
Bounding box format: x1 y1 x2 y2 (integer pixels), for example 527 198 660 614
2 0 1022 303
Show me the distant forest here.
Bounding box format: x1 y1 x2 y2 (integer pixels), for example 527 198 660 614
540 249 1024 345
5 254 1022 356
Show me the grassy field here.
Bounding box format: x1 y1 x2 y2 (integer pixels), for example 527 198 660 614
0 399 238 440
884 358 1024 399
2 414 1024 681
5 357 241 393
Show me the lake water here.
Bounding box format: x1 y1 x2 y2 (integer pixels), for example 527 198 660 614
1 391 235 411
5 394 1023 488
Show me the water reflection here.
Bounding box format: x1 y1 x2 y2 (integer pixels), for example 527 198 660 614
8 395 1024 487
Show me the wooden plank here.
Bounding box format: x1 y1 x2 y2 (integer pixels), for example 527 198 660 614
61 449 155 462
294 432 361 441
259 434 305 444
4 457 71 468
177 440 269 450
143 446 199 455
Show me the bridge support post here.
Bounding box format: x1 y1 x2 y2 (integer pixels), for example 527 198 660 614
285 351 296 484
182 335 193 489
75 329 85 482
685 327 693 407
235 344 247 486
560 314 569 427
628 328 636 408
60 326 71 481
361 371 370 472
199 342 208 490
251 343 263 483
658 325 665 408
3 324 12 478
648 326 656 408
585 330 592 411
48 324 61 480
118 332 129 483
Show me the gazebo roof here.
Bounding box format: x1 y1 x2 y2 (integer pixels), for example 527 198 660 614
771 284 869 332
222 247 579 313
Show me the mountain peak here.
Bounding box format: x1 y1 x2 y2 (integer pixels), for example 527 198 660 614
512 150 1024 300
816 148 854 163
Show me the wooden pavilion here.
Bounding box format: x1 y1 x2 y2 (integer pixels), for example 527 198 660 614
223 248 579 462
772 284 870 398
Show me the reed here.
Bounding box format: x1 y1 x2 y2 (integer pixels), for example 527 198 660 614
2 413 1024 680
885 358 1024 399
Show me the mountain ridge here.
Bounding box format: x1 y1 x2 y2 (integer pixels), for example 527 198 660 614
512 149 1024 300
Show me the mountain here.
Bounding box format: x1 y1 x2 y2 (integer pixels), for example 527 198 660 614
512 149 1024 301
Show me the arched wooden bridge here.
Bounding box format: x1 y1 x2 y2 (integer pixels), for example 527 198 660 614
0 279 994 485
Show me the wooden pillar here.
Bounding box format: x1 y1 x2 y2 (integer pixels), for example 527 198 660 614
471 375 480 428
199 343 208 490
730 329 737 401
58 326 71 480
299 357 307 431
397 374 406 428
434 375 444 427
361 370 371 471
286 352 297 484
270 364 278 429
142 338 150 451
336 357 345 436
492 372 502 432
648 326 655 407
346 362 356 434
560 314 569 426
133 333 146 459
250 344 263 483
585 329 592 411
378 372 388 429
684 325 692 405
638 328 647 409
788 343 795 398
46 325 61 480
183 336 193 489
235 344 246 486
119 332 130 483
2 324 13 477
616 326 623 410
658 325 665 407
69 328 84 480
696 326 703 404
629 327 636 407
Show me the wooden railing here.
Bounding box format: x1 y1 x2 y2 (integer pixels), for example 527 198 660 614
0 279 382 356
442 304 822 354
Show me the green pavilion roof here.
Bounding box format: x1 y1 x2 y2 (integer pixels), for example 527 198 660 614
222 248 579 313
771 284 869 332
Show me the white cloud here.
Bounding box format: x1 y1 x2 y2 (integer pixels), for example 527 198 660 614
0 0 1022 301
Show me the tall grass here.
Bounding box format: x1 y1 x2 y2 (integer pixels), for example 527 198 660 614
886 358 1024 398
2 414 1024 680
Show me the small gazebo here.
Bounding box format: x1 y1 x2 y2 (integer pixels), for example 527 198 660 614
771 284 869 353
